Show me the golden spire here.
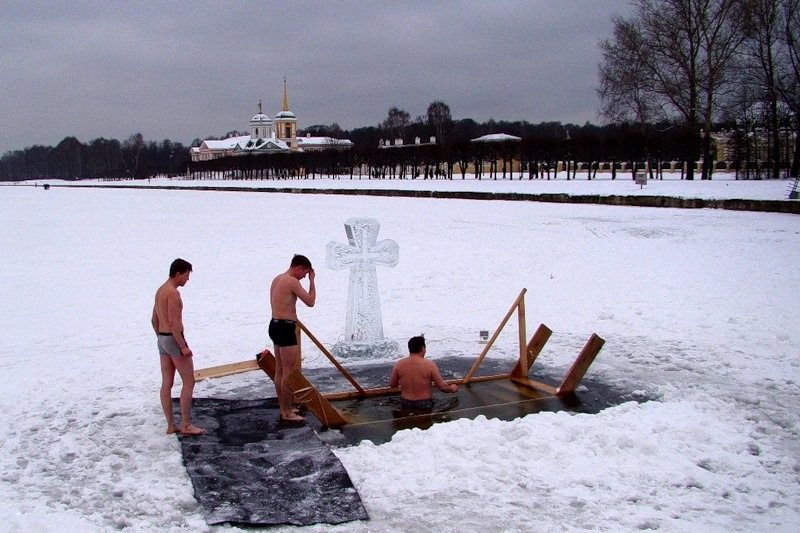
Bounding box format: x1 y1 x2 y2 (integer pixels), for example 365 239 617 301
282 77 289 112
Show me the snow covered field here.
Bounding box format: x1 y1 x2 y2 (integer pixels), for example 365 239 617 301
1 176 798 531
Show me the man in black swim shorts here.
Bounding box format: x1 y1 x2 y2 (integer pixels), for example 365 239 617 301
269 255 316 422
268 318 298 347
400 398 434 410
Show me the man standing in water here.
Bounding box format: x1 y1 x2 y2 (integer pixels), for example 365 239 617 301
390 335 458 410
269 254 316 422
152 258 205 435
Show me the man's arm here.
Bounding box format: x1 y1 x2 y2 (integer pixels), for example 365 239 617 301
151 305 159 334
389 364 399 388
166 293 191 355
430 362 458 393
292 274 316 308
307 270 316 306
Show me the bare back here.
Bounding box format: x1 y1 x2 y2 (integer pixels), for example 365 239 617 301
270 273 301 320
390 356 449 401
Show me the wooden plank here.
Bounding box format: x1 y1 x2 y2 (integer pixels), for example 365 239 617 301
461 373 510 384
256 350 347 428
324 387 401 401
194 358 260 381
509 375 559 395
556 333 605 395
464 288 527 383
510 324 553 378
320 376 509 401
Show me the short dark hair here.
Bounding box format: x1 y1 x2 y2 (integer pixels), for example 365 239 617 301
408 335 426 354
291 254 312 269
169 258 192 277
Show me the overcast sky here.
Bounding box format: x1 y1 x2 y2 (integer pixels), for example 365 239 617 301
1 1 632 154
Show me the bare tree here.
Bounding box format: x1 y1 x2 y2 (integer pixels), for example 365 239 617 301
598 16 664 128
599 0 745 179
741 0 784 179
697 0 747 179
426 100 452 144
122 133 145 178
382 107 411 142
777 0 800 176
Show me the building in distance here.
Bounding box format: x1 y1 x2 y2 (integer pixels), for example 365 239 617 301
190 78 351 162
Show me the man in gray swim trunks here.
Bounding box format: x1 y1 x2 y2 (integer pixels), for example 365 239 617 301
152 258 205 436
269 254 316 422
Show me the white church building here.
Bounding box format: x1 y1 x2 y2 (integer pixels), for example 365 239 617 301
190 79 351 162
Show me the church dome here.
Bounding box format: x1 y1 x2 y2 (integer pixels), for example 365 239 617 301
275 110 296 119
251 113 271 123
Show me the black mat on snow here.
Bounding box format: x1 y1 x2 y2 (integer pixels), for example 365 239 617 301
174 397 369 527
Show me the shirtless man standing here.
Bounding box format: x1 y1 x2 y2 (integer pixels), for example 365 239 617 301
151 258 205 436
269 254 316 422
389 335 458 410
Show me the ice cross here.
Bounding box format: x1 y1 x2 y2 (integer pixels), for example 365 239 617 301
326 218 399 342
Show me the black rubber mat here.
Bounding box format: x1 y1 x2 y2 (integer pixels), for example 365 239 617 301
174 398 368 527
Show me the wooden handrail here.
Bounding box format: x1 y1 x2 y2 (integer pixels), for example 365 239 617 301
463 288 527 383
296 319 366 395
517 291 528 374
322 375 507 401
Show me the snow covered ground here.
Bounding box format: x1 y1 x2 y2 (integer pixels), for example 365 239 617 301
0 175 798 531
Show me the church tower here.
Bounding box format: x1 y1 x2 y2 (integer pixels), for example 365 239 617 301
273 77 298 150
249 99 274 140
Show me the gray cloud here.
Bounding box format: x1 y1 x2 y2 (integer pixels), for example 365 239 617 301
0 1 631 154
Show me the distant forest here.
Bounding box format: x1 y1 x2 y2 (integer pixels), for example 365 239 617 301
2 0 798 182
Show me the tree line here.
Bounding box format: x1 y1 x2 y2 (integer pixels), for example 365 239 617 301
0 134 189 182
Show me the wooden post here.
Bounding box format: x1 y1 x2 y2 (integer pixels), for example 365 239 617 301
296 322 302 372
556 333 605 395
257 349 277 378
510 323 553 378
517 293 527 374
464 288 527 383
